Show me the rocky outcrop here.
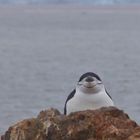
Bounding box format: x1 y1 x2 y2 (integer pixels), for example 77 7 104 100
1 107 140 140
128 127 140 140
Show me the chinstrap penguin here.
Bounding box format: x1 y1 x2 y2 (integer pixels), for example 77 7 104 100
64 72 114 115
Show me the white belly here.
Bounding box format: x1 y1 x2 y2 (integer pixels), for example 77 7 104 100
66 90 114 114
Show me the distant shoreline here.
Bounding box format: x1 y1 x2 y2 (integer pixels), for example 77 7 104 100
0 4 140 11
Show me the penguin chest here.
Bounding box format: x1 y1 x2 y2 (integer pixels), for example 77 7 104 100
66 91 114 114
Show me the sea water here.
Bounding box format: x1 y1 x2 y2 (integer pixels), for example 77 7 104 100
0 6 140 134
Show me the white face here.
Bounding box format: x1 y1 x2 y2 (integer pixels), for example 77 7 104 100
77 76 104 94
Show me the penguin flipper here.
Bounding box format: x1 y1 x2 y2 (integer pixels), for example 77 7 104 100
105 89 112 99
64 89 76 115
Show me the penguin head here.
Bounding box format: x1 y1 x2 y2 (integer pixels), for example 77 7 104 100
77 72 104 93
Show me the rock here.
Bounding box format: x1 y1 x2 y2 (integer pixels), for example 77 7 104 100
1 118 45 140
1 107 139 140
128 127 140 140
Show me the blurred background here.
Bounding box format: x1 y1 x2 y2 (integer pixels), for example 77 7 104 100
0 0 140 135
0 0 140 5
